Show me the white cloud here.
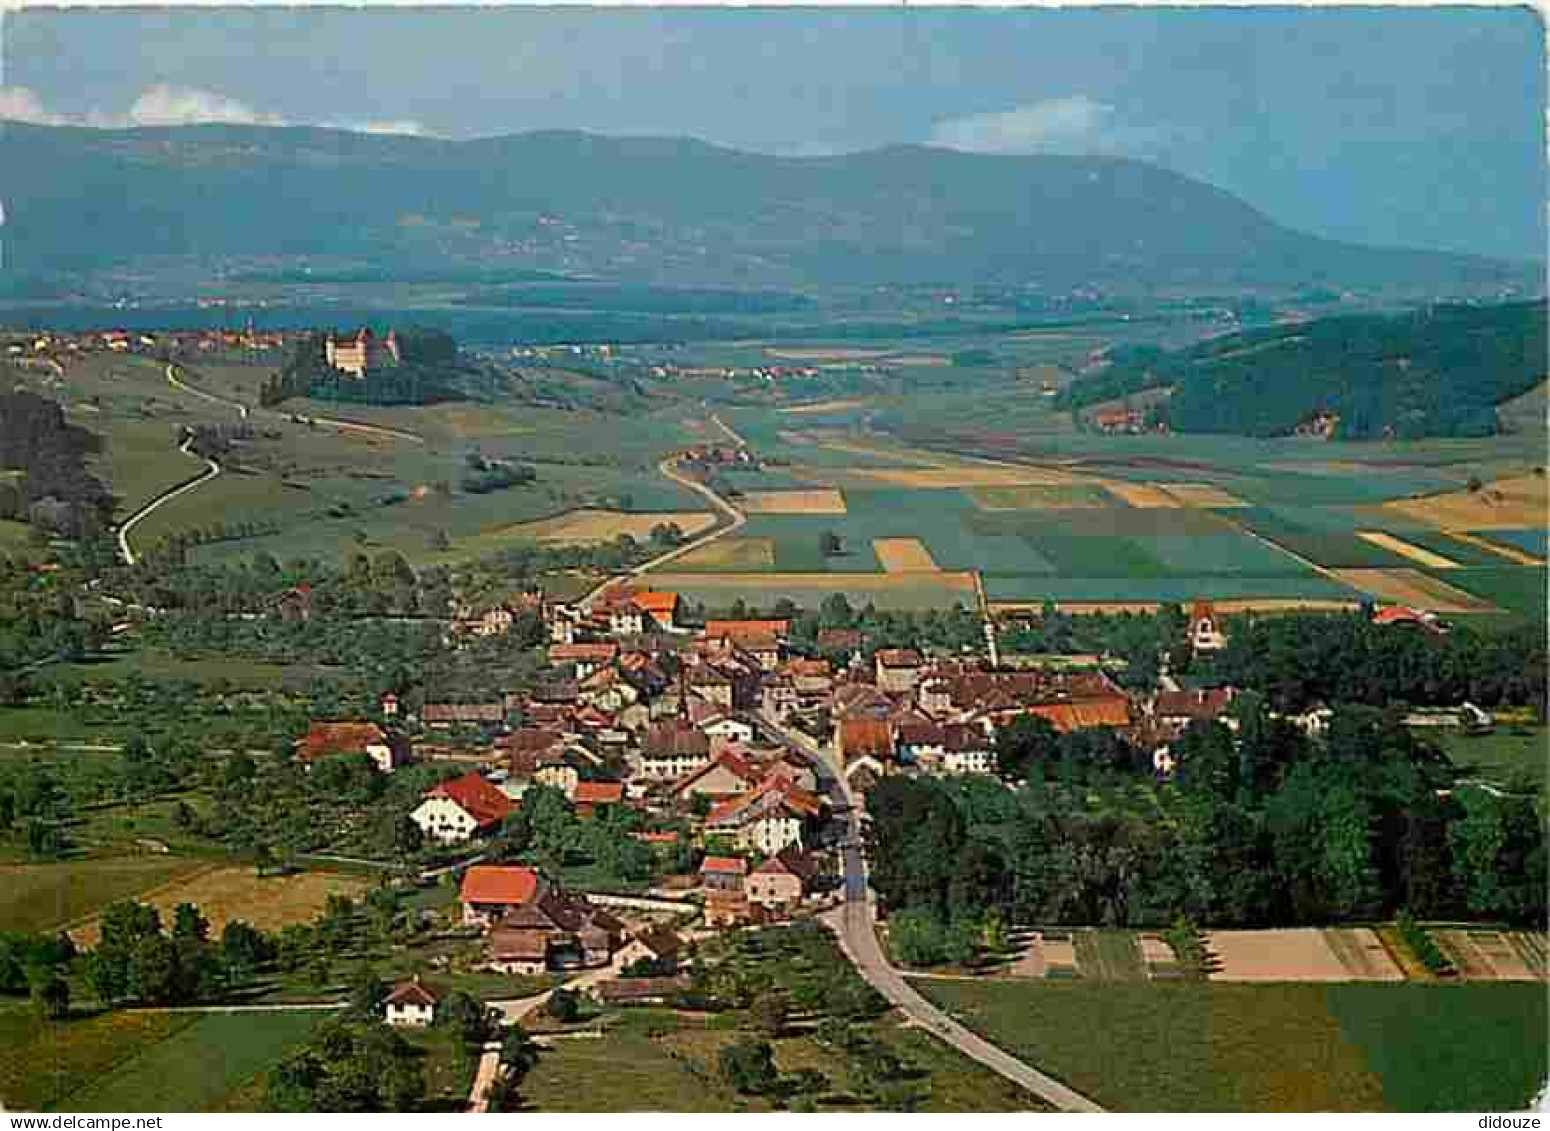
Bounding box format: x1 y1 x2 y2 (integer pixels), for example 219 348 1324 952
0 83 435 137
930 95 1114 154
0 85 70 125
336 119 428 137
119 84 286 128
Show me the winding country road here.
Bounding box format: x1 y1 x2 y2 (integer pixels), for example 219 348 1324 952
757 709 1106 1113
115 432 221 565
168 360 426 443
579 412 749 610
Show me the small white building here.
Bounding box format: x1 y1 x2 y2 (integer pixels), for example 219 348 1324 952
384 976 441 1027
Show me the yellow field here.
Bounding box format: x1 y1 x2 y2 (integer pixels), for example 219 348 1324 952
1331 568 1498 613
1104 482 1180 508
873 538 941 572
1356 531 1460 569
671 537 776 568
1162 483 1249 508
765 347 891 361
1445 529 1545 566
493 509 717 544
1383 474 1549 530
778 399 866 415
69 866 370 946
740 489 848 515
842 465 1080 488
968 485 1117 510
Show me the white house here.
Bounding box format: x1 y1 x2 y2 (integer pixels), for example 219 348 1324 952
411 771 515 844
384 977 441 1027
700 715 756 745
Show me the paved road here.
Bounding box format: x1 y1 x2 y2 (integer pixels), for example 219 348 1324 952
757 709 1106 1113
116 432 221 565
579 412 748 610
166 361 248 419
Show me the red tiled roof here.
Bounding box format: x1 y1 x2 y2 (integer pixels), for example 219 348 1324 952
1023 698 1132 732
701 856 748 875
460 865 541 906
840 718 895 759
705 619 789 641
424 771 515 829
1154 688 1236 721
875 648 923 668
573 781 624 806
296 721 387 760
550 643 619 663
646 719 710 758
631 590 680 614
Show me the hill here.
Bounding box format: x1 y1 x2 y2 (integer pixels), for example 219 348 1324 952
0 122 1532 291
1058 300 1548 439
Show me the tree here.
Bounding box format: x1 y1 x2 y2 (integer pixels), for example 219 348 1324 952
544 987 580 1023
500 1024 540 1076
994 714 1058 781
437 990 494 1047
750 988 789 1037
173 902 210 942
349 968 388 1020
30 967 70 1020
718 1037 778 1095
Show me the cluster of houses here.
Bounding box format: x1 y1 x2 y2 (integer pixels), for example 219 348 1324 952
3 325 295 360
293 586 1483 979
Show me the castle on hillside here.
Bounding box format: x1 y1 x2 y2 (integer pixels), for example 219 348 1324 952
325 327 401 378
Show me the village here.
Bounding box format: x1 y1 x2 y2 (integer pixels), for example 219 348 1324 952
279 579 1485 1025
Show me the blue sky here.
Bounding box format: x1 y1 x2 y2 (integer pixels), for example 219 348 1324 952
3 5 1543 260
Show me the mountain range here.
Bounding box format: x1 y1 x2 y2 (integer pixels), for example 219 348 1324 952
0 122 1537 291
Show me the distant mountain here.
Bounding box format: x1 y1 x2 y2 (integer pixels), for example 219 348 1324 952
1059 300 1548 439
0 122 1535 290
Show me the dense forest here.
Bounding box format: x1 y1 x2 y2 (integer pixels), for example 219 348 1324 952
0 389 114 537
1059 301 1548 439
866 702 1545 963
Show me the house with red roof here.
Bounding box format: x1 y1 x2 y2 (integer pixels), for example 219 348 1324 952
412 771 515 844
459 864 543 928
669 748 765 802
699 855 748 894
572 780 625 817
875 648 925 693
1188 600 1229 652
746 846 821 911
295 720 408 774
705 778 823 856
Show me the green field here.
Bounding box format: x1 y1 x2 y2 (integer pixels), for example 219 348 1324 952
66 1010 327 1112
519 1006 1048 1112
0 856 209 933
1426 726 1548 790
917 978 1547 1112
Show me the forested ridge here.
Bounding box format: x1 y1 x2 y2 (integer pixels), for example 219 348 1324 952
1059 300 1547 439
0 388 114 536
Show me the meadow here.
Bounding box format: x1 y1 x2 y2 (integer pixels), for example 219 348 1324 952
915 979 1547 1112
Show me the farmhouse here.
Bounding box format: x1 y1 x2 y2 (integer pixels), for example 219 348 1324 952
295 721 408 773
487 887 626 974
460 865 543 928
612 925 685 972
412 771 515 844
384 976 442 1027
746 846 820 911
